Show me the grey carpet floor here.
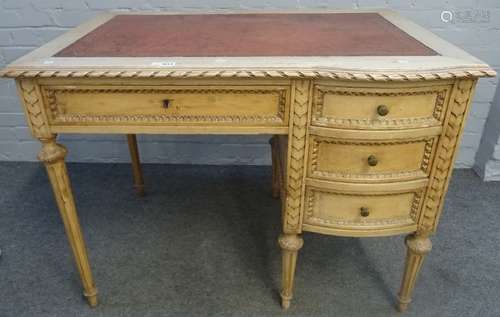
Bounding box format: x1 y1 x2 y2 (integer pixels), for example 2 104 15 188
0 162 499 317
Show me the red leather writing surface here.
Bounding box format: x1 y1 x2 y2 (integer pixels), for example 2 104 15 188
55 13 437 57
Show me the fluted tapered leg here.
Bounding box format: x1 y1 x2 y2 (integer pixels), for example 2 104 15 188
398 233 432 312
38 137 98 307
269 135 280 199
279 234 304 309
127 134 145 196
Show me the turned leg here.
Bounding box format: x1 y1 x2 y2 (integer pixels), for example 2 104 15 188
279 234 304 309
126 134 145 196
269 135 280 199
38 137 98 307
397 233 432 312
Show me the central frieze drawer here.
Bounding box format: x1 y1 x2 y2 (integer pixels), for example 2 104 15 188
308 135 438 182
312 82 452 129
302 182 426 236
42 85 290 126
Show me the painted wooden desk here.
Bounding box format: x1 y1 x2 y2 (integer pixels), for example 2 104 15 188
0 10 495 312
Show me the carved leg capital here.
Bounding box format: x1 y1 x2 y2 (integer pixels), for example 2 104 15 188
278 234 304 251
279 234 303 309
397 234 432 312
405 234 432 255
37 138 67 163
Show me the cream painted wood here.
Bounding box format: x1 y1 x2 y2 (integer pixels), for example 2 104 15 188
41 84 290 128
276 78 479 310
126 134 145 196
308 134 438 183
302 183 425 237
0 11 494 81
278 234 303 310
38 137 98 307
312 81 453 130
1 11 493 313
398 233 432 312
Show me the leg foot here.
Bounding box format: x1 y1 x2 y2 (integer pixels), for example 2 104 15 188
279 234 303 310
397 233 432 312
281 295 291 310
38 137 98 308
127 134 145 197
84 289 98 307
134 184 145 197
397 300 410 312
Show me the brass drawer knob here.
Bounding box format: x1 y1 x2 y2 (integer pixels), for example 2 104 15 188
367 155 378 166
162 99 170 109
377 104 389 116
360 207 370 217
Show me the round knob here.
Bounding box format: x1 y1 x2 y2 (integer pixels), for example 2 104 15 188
377 105 389 116
360 207 370 217
367 155 378 166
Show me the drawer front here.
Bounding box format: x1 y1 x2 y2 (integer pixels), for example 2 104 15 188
303 184 424 236
308 135 437 182
312 83 452 129
43 85 289 126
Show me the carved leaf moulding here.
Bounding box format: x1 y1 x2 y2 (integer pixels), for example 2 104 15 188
45 87 288 125
312 88 448 128
284 80 310 232
19 80 51 137
309 137 436 181
0 67 495 81
304 188 422 227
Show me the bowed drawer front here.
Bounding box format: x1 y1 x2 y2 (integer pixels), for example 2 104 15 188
308 135 438 182
41 85 290 126
312 82 453 129
300 80 459 236
303 181 427 237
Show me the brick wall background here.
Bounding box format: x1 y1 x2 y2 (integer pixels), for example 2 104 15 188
1 0 499 173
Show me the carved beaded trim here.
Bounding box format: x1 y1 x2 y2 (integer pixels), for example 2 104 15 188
309 137 436 181
1 67 495 81
420 79 476 233
44 87 288 125
304 188 422 227
312 87 449 129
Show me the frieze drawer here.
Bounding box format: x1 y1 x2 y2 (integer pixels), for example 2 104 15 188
302 181 427 237
311 82 453 129
308 135 438 183
41 85 290 126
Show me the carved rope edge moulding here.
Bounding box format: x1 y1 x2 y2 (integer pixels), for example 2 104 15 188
0 67 496 81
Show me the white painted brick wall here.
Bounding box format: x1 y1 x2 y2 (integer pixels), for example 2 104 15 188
0 0 499 168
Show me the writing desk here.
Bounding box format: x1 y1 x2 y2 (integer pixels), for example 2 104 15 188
0 10 495 311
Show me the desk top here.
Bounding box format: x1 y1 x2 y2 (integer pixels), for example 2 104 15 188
54 13 436 57
0 10 495 81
